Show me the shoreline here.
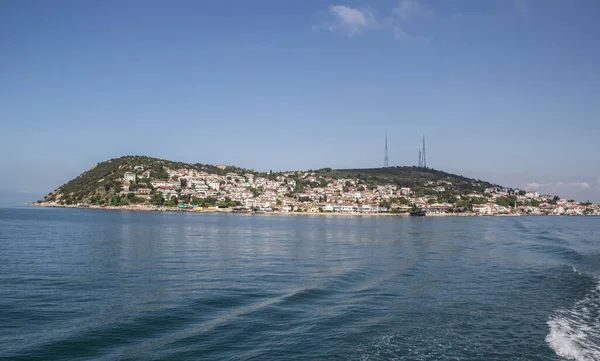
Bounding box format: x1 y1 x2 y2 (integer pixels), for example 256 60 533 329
30 203 599 217
29 202 527 217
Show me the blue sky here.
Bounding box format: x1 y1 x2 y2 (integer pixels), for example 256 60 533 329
1 0 599 203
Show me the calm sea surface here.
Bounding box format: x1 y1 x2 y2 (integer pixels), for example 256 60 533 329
1 207 599 360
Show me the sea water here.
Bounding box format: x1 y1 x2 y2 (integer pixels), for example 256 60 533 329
1 207 599 360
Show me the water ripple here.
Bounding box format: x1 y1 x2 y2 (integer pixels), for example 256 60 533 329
1 208 599 360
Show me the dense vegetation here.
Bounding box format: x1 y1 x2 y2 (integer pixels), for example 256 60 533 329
43 155 245 204
312 166 495 200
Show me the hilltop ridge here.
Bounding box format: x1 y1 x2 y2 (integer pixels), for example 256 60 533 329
38 155 599 216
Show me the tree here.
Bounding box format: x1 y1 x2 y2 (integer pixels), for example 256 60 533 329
398 197 410 205
130 196 145 204
495 196 518 208
153 167 169 180
150 192 164 206
471 197 488 205
294 182 305 193
249 187 261 198
110 195 124 206
104 181 119 193
180 178 187 188
220 197 234 207
204 197 217 206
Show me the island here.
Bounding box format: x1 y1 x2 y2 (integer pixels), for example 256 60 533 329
34 156 600 216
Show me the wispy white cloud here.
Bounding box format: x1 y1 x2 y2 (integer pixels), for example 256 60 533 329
558 182 591 190
524 181 597 202
524 182 551 190
393 0 436 21
317 0 530 40
526 182 591 191
316 5 378 37
316 1 433 41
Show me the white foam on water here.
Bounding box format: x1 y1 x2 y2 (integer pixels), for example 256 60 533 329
546 280 600 361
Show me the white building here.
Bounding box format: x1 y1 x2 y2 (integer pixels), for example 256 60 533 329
207 182 220 190
472 204 492 215
341 203 358 213
123 172 136 183
525 191 540 199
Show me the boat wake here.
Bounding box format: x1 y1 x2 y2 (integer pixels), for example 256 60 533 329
546 269 600 361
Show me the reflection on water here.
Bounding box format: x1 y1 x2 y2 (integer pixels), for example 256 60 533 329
1 208 599 361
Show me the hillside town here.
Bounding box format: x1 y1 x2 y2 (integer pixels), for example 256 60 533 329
41 163 600 216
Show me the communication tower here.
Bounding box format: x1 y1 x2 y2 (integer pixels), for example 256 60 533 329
422 135 427 168
384 136 389 168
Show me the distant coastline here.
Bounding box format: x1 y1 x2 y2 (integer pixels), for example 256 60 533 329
36 155 600 217
31 202 567 217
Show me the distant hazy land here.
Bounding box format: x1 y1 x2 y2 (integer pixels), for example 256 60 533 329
0 191 43 208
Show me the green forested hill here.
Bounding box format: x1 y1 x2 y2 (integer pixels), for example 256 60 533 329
317 166 494 195
43 155 497 204
43 155 234 203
